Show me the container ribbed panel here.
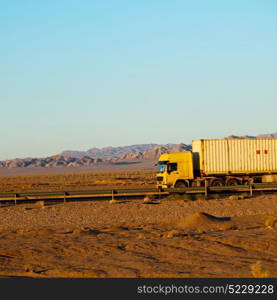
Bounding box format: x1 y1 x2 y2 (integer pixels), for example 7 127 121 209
192 139 277 175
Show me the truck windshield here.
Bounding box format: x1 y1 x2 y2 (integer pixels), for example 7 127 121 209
157 161 168 173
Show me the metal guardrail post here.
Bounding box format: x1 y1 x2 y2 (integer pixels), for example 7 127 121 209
250 183 253 197
204 180 208 199
14 193 17 205
157 187 161 200
112 190 114 201
64 192 67 203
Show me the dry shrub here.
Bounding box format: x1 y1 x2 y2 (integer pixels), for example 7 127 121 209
164 229 182 238
251 261 270 278
228 195 239 200
265 216 277 229
209 194 222 200
34 201 45 208
71 228 100 236
137 233 147 239
191 194 206 201
94 179 121 185
109 199 119 204
165 193 205 202
16 229 27 235
164 194 185 201
228 194 246 201
71 229 82 236
143 195 154 204
36 229 55 235
24 265 33 273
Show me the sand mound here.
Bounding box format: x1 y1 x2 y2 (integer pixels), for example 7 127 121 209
172 212 235 233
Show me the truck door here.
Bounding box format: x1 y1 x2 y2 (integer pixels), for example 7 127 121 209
167 162 179 186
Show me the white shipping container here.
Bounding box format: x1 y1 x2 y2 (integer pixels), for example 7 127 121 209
192 139 277 175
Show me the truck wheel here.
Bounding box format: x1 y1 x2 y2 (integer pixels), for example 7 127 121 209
175 181 188 188
210 179 224 186
226 178 240 186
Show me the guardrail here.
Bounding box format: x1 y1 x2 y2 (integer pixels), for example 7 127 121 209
1 183 277 204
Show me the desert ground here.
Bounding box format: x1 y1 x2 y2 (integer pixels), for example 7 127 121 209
0 170 277 278
0 169 156 193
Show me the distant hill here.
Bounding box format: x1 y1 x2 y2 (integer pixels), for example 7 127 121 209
1 133 277 168
225 133 277 139
114 144 191 161
225 135 256 139
61 144 158 159
256 133 277 138
0 155 103 169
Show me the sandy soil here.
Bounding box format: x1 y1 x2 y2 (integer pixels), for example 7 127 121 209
0 193 277 278
0 169 155 193
0 161 155 176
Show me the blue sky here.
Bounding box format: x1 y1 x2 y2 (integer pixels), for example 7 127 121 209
0 0 276 159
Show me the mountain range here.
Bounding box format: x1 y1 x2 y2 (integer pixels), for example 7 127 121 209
0 144 191 169
62 144 165 159
225 133 277 139
1 133 276 168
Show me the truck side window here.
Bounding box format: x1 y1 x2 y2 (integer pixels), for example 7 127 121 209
168 163 177 173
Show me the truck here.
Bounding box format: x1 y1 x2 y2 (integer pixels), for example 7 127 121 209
156 138 277 189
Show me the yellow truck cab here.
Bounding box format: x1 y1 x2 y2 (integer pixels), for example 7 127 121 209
156 152 194 189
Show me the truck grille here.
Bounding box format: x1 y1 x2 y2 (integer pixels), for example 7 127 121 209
156 176 163 182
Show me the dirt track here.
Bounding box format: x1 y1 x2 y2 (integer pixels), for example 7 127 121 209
0 194 277 278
